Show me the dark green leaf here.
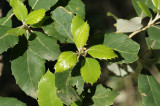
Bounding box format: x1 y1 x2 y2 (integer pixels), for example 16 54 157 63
81 58 101 85
55 69 80 105
103 33 140 63
38 71 63 106
132 0 155 17
65 0 85 19
148 25 160 41
7 27 26 36
10 0 28 21
0 10 13 27
137 1 152 17
28 0 58 10
55 51 78 72
138 70 160 106
51 7 74 43
11 36 45 98
70 76 84 95
0 97 26 106
42 22 66 43
0 25 18 54
146 37 160 49
92 85 119 106
88 44 118 60
29 32 61 61
25 9 45 25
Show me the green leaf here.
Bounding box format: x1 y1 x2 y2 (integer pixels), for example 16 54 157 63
148 25 160 41
81 58 101 84
65 0 85 19
0 25 18 54
55 51 77 72
0 97 26 106
0 10 13 27
103 33 140 63
55 69 80 105
132 0 155 17
7 27 26 36
137 1 152 17
71 15 90 50
92 85 119 106
28 0 58 10
51 7 74 43
116 17 143 33
42 22 66 43
10 0 28 21
70 76 84 95
71 15 85 38
138 70 160 106
38 71 63 106
11 36 45 98
152 0 160 9
88 44 118 60
29 32 61 61
25 9 45 25
146 37 160 49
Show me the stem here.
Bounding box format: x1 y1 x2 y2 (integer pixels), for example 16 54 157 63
129 13 160 38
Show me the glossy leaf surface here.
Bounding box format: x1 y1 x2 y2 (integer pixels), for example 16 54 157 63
55 51 77 72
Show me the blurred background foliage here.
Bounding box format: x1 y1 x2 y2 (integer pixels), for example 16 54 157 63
0 0 146 106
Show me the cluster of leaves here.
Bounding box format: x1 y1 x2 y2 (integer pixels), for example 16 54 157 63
1 0 160 105
0 0 118 105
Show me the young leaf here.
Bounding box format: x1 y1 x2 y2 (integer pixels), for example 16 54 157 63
25 9 45 25
0 97 26 106
88 44 118 60
29 32 61 61
152 0 160 9
148 25 160 41
103 33 140 63
28 0 58 10
0 25 18 54
116 17 143 33
65 0 86 19
55 51 78 72
51 7 74 43
137 1 152 17
107 12 118 20
55 69 80 105
38 71 63 106
92 85 119 106
138 70 160 106
11 36 45 99
10 0 28 21
7 27 26 36
71 15 85 38
80 58 101 85
72 20 90 50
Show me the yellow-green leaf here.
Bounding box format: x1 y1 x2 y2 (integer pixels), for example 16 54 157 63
10 0 28 21
80 58 101 85
152 0 160 9
25 9 45 25
88 44 118 60
55 51 78 72
38 71 63 106
7 27 26 36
